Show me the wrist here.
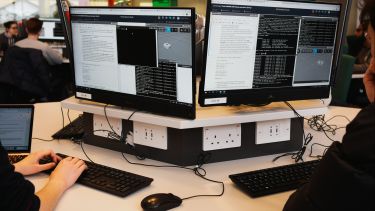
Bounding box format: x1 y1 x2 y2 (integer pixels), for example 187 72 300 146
47 179 68 193
13 163 25 175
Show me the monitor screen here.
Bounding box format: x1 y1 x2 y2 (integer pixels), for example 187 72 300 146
39 18 65 41
0 106 33 152
199 0 345 106
70 7 196 119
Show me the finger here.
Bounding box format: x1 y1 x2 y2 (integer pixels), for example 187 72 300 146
55 155 62 162
38 149 54 158
48 151 60 163
64 156 73 162
74 160 85 168
38 162 56 171
71 157 80 164
78 164 87 174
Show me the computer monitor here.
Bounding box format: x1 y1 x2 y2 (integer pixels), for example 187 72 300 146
39 18 65 41
199 0 348 106
56 0 73 51
70 7 196 119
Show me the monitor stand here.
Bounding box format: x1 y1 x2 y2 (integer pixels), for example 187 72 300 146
61 97 329 165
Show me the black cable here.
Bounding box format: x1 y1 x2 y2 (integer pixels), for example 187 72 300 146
103 104 121 139
82 106 225 200
307 114 350 142
79 139 95 163
103 105 145 159
273 102 314 163
80 130 224 199
309 143 330 159
60 107 65 128
32 137 54 142
120 152 225 200
67 109 72 124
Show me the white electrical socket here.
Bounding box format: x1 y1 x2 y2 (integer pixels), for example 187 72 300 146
203 124 241 151
93 114 122 139
133 122 168 150
256 119 291 145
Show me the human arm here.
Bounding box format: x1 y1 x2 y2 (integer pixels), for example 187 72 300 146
13 149 61 176
36 157 87 211
43 46 64 65
283 104 375 211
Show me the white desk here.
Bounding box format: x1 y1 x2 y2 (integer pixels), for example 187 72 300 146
29 102 360 211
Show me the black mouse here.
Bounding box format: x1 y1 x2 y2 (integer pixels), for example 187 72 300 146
141 193 182 211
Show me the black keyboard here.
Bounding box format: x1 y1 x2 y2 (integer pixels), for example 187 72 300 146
229 159 321 197
52 115 85 140
40 153 153 197
8 154 27 164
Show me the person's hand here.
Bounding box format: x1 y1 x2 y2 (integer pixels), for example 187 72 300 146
13 149 61 176
48 157 87 191
364 58 375 103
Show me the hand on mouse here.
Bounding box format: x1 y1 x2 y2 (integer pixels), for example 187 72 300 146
49 157 87 191
13 149 62 176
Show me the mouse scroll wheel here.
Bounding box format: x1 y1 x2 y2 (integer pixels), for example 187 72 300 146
147 198 158 205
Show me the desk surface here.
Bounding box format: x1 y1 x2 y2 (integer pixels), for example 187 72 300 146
62 97 329 129
29 102 360 211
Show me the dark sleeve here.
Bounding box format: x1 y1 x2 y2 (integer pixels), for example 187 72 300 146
0 144 40 211
283 104 375 211
0 34 9 52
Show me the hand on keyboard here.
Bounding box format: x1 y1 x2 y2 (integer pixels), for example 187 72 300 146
13 149 62 176
40 153 154 197
49 156 88 191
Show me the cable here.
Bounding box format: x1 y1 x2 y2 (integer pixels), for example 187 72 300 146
79 123 225 200
80 138 95 163
81 105 225 200
60 107 65 129
103 104 121 139
307 114 350 142
273 102 314 163
309 143 330 159
32 137 54 142
67 109 72 124
103 105 145 159
120 152 225 200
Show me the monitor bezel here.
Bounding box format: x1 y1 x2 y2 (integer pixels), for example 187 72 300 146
0 104 34 153
199 0 348 107
69 6 196 119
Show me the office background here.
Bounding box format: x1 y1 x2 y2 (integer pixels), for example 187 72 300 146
0 0 360 35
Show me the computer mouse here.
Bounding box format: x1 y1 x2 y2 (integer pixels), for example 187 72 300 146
141 193 182 211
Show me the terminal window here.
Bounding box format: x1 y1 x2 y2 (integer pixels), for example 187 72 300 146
71 8 193 105
204 0 340 92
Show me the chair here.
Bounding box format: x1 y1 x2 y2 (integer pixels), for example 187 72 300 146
347 35 365 57
0 46 52 103
331 54 356 105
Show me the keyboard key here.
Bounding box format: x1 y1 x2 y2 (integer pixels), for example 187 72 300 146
229 159 320 197
40 153 153 197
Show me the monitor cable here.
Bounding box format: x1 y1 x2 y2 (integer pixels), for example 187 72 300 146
94 105 225 201
103 104 145 160
307 114 350 142
272 102 314 163
78 124 225 201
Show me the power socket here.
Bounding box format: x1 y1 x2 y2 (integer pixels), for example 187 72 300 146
203 124 241 151
133 122 168 150
93 114 122 139
256 119 291 145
